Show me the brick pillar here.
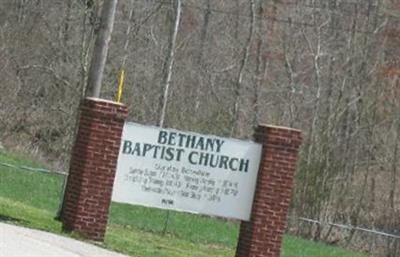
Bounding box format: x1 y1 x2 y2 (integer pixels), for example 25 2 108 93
59 97 128 241
236 125 302 257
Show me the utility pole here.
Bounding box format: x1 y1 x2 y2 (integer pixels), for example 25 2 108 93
85 0 119 98
56 0 119 221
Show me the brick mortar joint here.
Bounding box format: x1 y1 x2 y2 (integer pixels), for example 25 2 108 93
79 100 129 118
81 103 128 111
79 109 128 121
255 132 302 140
80 105 128 114
257 141 302 149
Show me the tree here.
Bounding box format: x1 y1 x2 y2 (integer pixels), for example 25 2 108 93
158 0 182 128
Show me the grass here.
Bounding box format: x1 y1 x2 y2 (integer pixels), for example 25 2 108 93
110 203 239 248
0 196 62 233
0 152 65 212
282 236 369 257
106 225 233 257
0 150 371 257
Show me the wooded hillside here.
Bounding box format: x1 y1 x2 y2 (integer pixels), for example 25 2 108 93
0 0 398 255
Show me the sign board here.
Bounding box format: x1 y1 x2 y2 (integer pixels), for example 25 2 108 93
112 122 262 220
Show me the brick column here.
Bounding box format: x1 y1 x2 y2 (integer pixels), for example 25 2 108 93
236 125 302 257
59 97 128 241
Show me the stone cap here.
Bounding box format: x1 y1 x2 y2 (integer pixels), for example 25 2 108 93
85 97 126 106
257 124 302 133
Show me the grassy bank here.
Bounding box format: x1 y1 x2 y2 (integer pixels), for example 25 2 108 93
0 151 370 257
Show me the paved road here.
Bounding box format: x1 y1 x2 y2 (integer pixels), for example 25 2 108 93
0 222 130 257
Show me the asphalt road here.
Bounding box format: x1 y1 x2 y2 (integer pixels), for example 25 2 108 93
0 222 130 257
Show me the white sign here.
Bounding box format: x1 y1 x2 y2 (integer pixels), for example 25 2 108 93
112 122 262 221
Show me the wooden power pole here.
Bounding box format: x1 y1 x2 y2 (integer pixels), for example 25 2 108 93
85 0 119 98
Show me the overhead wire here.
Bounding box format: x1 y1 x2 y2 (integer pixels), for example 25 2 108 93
183 2 387 35
137 0 398 37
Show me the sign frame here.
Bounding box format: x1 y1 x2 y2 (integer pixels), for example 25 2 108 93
112 122 262 221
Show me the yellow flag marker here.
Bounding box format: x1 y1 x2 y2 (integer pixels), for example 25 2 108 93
116 69 125 103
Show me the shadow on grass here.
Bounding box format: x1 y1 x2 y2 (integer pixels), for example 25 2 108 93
0 214 29 225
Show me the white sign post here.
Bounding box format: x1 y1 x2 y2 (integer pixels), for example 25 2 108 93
112 122 262 221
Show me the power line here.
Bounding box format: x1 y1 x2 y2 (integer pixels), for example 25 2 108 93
138 0 398 37
183 2 383 35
